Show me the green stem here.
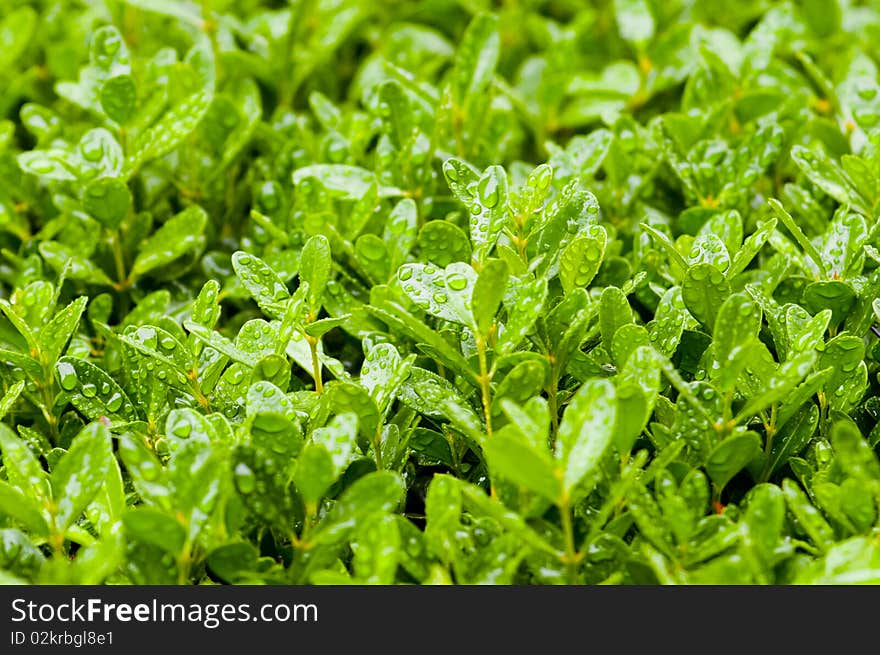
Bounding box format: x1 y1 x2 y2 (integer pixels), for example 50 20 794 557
476 335 493 438
373 427 384 470
559 495 579 585
307 335 323 394
547 364 559 447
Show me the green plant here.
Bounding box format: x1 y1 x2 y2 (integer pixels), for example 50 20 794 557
2 0 880 585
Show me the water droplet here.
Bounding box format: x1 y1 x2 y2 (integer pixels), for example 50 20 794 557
234 463 256 494
477 175 499 208
447 275 468 291
106 393 123 412
172 422 192 438
81 383 97 398
57 362 78 391
433 293 448 304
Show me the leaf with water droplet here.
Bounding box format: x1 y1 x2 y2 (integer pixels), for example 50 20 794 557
557 379 616 494
418 221 471 267
395 261 476 327
452 12 499 106
468 165 508 265
126 91 212 174
494 358 548 410
299 234 332 314
82 177 131 229
131 205 207 279
100 74 137 124
383 199 418 273
120 325 193 392
231 251 290 319
0 480 49 537
688 233 731 273
497 276 547 356
803 280 855 330
484 424 561 504
599 286 633 352
783 479 835 553
471 259 509 336
184 320 255 368
818 334 866 413
559 227 607 294
0 423 48 501
360 342 413 414
398 367 481 440
39 297 88 367
50 422 114 533
791 145 870 215
765 403 819 478
355 234 389 283
727 218 776 279
734 351 817 422
682 263 729 332
535 183 601 278
293 164 403 200
310 471 405 547
38 241 114 287
56 356 137 422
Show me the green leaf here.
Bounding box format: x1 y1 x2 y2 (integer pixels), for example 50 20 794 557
0 481 49 536
452 13 500 106
295 165 402 200
311 471 405 546
560 228 607 293
782 479 835 553
50 423 113 532
131 206 207 279
599 286 632 350
39 297 87 365
682 263 730 332
831 420 880 484
56 356 138 422
294 442 336 506
299 234 332 313
123 507 186 556
705 432 761 491
766 403 819 477
127 91 212 173
396 261 475 327
232 251 290 319
82 177 132 229
418 221 471 267
557 379 616 494
0 424 49 501
484 426 561 503
790 146 869 216
471 259 509 335
614 0 655 44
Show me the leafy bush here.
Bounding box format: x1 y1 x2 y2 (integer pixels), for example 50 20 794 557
2 0 880 584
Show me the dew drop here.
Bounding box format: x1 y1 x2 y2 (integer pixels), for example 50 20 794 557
57 362 79 391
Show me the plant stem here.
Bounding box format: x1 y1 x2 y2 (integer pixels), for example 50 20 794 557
559 495 579 585
306 335 323 394
547 364 559 447
373 427 384 470
476 335 493 437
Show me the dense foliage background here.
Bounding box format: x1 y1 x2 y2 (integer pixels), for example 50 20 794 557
2 0 880 584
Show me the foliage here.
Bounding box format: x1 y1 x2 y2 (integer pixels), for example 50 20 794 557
2 0 880 584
